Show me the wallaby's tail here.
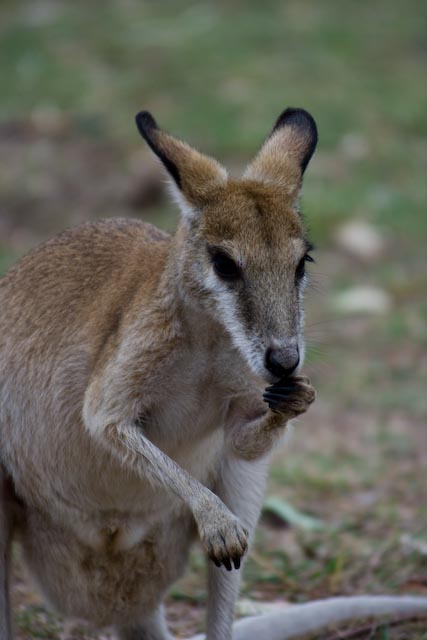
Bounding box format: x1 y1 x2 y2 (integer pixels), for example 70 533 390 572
189 595 427 640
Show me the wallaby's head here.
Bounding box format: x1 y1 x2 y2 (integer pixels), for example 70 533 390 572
136 109 317 383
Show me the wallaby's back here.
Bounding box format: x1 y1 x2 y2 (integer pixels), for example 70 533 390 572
0 218 171 510
0 218 170 354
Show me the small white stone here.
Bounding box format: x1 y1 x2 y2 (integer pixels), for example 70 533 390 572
335 220 385 260
340 133 370 159
401 534 427 556
334 286 392 315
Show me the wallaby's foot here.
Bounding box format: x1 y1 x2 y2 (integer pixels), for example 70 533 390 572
195 496 248 570
263 375 316 417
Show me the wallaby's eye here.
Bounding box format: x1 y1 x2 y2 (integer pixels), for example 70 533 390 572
296 253 314 280
211 251 241 280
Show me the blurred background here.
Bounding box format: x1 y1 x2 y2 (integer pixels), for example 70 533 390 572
1 1 426 638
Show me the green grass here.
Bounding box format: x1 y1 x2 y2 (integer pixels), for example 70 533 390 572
0 245 19 275
1 0 426 241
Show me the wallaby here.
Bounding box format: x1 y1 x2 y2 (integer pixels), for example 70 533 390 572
0 108 319 639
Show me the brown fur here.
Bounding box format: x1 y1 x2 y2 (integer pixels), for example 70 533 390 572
0 108 317 639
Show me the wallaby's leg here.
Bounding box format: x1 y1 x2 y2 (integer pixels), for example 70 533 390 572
0 466 13 640
117 605 173 640
206 456 270 640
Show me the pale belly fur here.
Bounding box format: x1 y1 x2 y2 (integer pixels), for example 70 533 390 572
18 501 196 626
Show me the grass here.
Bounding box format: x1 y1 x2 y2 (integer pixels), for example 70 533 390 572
1 0 426 638
1 0 426 240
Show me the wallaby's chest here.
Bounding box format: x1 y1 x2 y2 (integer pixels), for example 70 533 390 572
142 330 234 447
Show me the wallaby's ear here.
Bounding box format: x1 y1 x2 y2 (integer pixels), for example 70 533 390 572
135 111 227 218
244 108 317 199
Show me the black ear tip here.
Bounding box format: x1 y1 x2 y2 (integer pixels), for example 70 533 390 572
274 107 318 140
135 111 158 139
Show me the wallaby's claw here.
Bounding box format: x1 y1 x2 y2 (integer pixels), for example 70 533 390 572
263 375 316 417
210 553 221 568
197 497 248 570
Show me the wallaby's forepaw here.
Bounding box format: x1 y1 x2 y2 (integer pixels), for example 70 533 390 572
196 498 248 571
263 375 316 418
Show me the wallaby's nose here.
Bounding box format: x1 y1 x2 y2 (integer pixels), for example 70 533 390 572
265 345 300 379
